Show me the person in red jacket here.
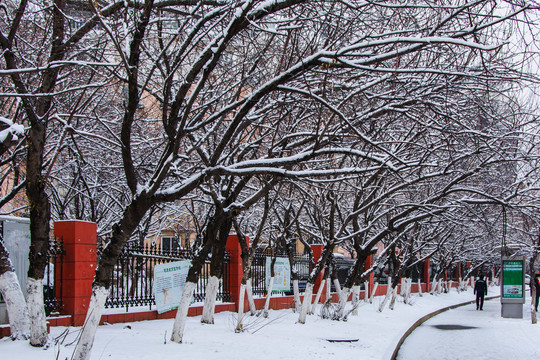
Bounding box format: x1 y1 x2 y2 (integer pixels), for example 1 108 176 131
530 274 540 312
474 275 488 310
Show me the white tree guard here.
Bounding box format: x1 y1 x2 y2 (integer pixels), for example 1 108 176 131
236 283 247 331
310 279 325 315
246 278 256 315
263 277 274 318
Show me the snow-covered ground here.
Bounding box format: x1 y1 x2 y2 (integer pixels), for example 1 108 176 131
1 287 538 360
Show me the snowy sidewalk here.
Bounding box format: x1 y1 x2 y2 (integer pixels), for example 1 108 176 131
397 295 540 360
2 288 536 360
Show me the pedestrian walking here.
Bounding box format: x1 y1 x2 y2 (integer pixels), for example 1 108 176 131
530 274 540 312
474 275 488 310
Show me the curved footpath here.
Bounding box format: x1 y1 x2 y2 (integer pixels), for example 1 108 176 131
392 295 540 360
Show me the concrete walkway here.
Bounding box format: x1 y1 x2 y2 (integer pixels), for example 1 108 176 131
396 297 540 360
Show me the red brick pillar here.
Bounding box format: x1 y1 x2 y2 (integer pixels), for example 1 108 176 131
311 245 324 295
424 258 431 290
365 255 375 300
225 235 243 310
54 220 97 326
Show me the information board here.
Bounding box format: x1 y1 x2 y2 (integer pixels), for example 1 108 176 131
502 259 524 299
266 257 291 292
153 260 191 314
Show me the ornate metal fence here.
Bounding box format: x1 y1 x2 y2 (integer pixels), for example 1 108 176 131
100 243 231 311
251 250 311 296
44 237 64 316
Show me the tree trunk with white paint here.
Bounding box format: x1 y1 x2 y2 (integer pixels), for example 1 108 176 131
378 278 392 312
293 279 301 312
336 287 352 319
263 277 274 318
333 278 341 298
26 278 48 346
370 282 379 303
72 285 109 360
201 276 219 324
363 281 369 303
171 281 196 343
447 280 452 292
310 279 325 315
246 278 256 315
326 276 331 301
0 271 29 340
352 285 360 315
417 279 423 297
236 283 247 331
389 286 398 310
298 283 313 324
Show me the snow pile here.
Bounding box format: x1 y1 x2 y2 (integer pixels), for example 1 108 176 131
0 116 24 144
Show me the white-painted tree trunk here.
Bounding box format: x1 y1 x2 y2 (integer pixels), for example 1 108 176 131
263 277 274 318
430 279 437 295
171 281 196 343
236 283 247 331
336 287 352 319
370 282 379 303
352 285 360 315
363 281 369 303
72 285 109 360
326 277 331 301
417 279 423 297
389 286 398 310
310 279 325 315
293 279 301 312
201 276 219 324
447 280 452 292
0 271 29 339
402 278 412 304
26 277 48 346
333 278 341 296
378 278 392 312
246 278 256 315
298 283 313 324
438 279 443 294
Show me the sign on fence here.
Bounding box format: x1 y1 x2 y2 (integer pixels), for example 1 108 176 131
266 257 291 292
154 260 191 314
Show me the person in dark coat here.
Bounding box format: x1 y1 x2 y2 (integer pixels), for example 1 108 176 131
474 275 488 310
530 274 540 312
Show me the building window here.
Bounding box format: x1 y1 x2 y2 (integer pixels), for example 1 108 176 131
161 236 180 252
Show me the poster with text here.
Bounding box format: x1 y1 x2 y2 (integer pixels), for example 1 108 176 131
502 259 524 299
266 257 291 292
154 260 191 313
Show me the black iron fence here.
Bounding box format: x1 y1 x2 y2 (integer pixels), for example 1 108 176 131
251 250 311 296
44 237 64 316
100 243 231 311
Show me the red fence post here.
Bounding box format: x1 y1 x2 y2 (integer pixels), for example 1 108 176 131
225 235 243 310
424 258 431 291
54 220 97 326
311 245 324 295
365 255 374 300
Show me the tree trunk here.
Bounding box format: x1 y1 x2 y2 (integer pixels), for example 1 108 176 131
298 282 313 324
389 285 398 310
370 282 379 303
246 278 256 315
171 281 196 343
72 286 109 360
532 284 537 324
417 278 423 297
0 270 30 340
263 276 274 318
236 283 247 331
351 285 360 315
310 278 325 315
378 278 393 312
201 275 219 324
